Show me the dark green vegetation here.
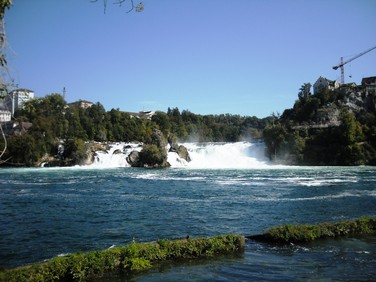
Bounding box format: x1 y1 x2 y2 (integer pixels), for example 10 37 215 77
263 84 376 165
0 235 244 282
249 217 376 244
1 80 376 167
0 94 268 166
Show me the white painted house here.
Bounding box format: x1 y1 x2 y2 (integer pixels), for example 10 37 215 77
313 76 340 94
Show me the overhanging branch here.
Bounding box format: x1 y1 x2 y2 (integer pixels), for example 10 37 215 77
90 0 144 13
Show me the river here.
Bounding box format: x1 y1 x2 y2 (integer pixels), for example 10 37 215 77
0 142 375 280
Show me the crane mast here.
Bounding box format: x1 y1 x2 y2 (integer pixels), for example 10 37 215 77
332 45 376 84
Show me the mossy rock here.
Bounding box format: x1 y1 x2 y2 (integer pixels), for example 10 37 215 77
249 217 376 244
0 235 244 282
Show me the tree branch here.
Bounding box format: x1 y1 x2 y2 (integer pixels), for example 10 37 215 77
0 122 7 161
90 0 143 13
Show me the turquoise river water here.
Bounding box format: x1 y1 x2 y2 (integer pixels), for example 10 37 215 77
0 143 376 280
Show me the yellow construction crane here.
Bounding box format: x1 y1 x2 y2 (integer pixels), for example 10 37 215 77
333 45 376 84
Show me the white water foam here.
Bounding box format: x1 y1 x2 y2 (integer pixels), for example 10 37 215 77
169 142 270 169
90 142 142 168
251 190 376 202
91 141 271 169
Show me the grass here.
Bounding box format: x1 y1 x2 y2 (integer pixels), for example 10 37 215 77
0 234 245 282
250 217 376 244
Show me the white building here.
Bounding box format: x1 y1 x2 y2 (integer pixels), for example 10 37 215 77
68 100 94 109
313 76 340 94
4 89 35 115
126 110 156 120
0 109 11 122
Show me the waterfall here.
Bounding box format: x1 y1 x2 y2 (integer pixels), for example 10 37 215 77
168 142 269 169
91 141 269 169
91 143 142 168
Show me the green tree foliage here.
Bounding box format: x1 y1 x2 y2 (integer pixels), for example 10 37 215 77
268 83 376 165
263 124 286 161
158 107 267 142
5 96 153 166
0 0 11 18
3 94 270 166
336 110 365 165
5 134 40 166
298 83 311 101
139 144 166 167
152 111 171 137
64 138 86 165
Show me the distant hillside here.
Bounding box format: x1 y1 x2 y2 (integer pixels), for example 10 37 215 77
0 94 270 167
263 80 376 165
2 77 375 167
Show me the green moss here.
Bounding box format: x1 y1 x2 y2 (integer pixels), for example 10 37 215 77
262 217 376 243
0 234 244 281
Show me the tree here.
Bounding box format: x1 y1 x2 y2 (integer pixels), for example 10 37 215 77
64 138 87 164
298 83 312 101
263 124 286 161
336 110 365 165
0 0 13 163
5 134 41 166
139 144 166 167
91 0 144 13
0 0 12 70
152 111 171 136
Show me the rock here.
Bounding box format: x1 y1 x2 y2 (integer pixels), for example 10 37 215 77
138 144 170 168
80 143 100 166
177 145 191 162
169 142 179 153
127 150 141 167
113 149 122 155
136 129 170 168
127 130 175 168
152 129 168 149
169 142 190 162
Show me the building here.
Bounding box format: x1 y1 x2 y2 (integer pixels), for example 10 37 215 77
0 102 11 122
68 100 94 109
0 109 11 122
313 76 340 94
127 110 156 120
139 111 156 120
361 76 376 93
4 89 35 115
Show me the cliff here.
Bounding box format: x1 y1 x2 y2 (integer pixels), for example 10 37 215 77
264 85 376 166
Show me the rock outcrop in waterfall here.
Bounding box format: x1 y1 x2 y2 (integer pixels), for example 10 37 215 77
126 129 190 168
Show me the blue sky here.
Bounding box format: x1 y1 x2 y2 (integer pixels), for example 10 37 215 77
4 0 376 118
